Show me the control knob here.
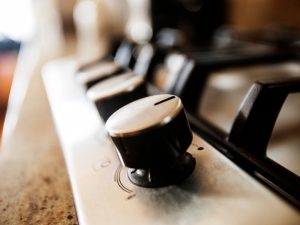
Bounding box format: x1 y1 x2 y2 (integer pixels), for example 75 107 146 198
87 72 147 121
105 94 195 187
76 61 125 88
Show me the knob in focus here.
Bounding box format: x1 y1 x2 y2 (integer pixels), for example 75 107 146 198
87 72 147 121
105 94 195 187
76 61 125 88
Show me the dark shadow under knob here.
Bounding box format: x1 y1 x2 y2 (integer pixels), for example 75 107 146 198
105 94 195 187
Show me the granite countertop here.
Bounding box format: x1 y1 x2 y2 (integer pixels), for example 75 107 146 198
0 70 78 224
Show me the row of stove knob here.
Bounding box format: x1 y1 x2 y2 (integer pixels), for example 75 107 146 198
71 40 300 204
75 58 196 188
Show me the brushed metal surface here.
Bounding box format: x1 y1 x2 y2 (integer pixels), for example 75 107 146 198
42 58 300 225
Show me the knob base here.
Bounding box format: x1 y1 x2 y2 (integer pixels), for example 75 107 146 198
127 153 196 188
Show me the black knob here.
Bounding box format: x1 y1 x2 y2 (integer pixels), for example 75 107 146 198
76 61 125 88
105 94 195 187
87 72 147 121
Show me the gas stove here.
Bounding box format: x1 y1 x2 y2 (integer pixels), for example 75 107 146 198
42 39 300 224
42 0 300 223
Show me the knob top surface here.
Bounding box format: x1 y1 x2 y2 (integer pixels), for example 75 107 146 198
87 72 142 101
76 61 121 84
106 94 182 137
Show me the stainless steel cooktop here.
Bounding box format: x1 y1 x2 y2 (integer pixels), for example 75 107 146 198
42 58 300 225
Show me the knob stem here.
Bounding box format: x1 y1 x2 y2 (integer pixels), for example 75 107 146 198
128 152 195 187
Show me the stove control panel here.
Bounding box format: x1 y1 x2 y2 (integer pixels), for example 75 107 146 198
42 58 300 225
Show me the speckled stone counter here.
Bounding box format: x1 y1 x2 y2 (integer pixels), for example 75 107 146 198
0 72 77 225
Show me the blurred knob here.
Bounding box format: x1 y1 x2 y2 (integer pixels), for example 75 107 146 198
87 72 147 121
106 94 195 187
76 61 125 88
